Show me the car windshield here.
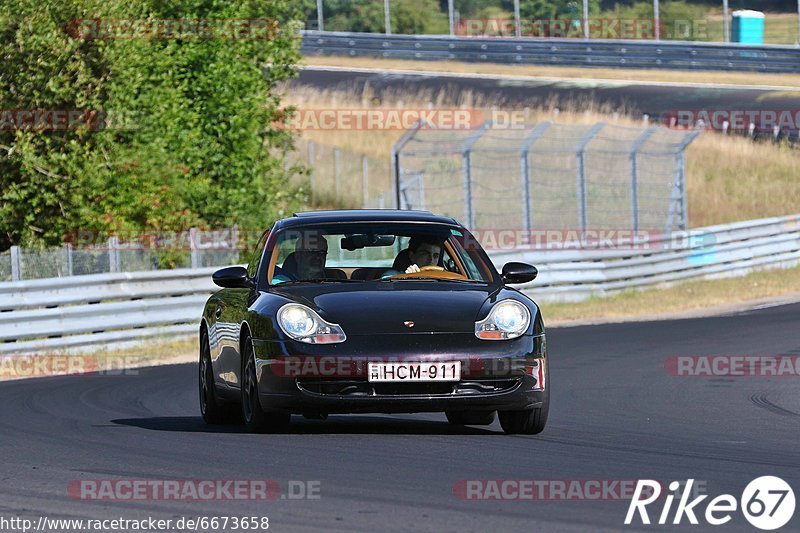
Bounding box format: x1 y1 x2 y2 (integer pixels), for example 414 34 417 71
266 222 496 285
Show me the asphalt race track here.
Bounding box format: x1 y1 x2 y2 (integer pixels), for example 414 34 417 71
292 66 800 125
1 302 799 532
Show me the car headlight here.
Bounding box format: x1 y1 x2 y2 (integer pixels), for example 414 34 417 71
277 304 346 344
475 300 530 340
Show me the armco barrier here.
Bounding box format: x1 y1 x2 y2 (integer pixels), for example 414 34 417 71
0 215 797 353
300 31 800 73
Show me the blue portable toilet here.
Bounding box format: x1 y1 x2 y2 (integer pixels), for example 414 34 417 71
731 10 765 44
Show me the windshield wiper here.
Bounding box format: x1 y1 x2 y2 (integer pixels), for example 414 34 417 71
284 278 363 284
379 276 480 283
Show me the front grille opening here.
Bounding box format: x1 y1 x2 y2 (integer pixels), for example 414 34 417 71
297 378 521 397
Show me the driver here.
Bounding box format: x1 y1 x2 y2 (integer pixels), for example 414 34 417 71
403 236 443 274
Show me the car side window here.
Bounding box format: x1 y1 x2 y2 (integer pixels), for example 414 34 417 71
247 230 269 279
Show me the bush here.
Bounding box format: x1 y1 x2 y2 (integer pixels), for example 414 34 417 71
603 1 710 40
0 0 305 250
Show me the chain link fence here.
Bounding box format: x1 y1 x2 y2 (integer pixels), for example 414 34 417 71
289 138 394 209
393 120 699 235
0 233 243 282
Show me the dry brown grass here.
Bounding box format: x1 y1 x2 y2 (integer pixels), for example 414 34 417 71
303 56 800 89
686 134 800 227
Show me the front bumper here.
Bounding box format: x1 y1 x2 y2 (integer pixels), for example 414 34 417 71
252 333 546 415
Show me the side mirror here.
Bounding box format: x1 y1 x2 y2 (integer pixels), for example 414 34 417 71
212 266 251 288
501 262 538 284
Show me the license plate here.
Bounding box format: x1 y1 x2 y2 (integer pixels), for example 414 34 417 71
368 361 461 382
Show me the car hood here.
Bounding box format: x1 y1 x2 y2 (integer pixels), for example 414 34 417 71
270 282 499 335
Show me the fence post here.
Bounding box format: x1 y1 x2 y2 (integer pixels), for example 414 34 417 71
461 121 492 230
384 0 391 34
361 155 369 207
391 120 424 209
10 246 21 281
190 227 200 269
334 148 341 199
629 127 657 233
65 243 73 276
576 122 606 239
678 131 700 231
108 237 119 273
520 121 552 236
307 141 315 203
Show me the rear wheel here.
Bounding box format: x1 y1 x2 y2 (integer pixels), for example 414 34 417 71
241 337 290 433
499 362 549 435
445 410 496 426
199 329 238 424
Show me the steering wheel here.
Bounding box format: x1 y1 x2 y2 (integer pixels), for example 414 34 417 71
419 265 444 272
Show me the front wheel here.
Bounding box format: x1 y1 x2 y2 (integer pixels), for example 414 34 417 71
499 361 549 435
241 337 290 433
199 329 239 424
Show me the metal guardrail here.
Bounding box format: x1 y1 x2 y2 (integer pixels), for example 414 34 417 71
0 268 218 353
301 31 800 73
0 214 797 353
492 214 800 301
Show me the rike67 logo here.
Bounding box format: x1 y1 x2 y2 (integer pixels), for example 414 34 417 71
625 477 795 530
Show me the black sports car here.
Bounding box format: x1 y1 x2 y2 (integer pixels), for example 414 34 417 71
199 210 548 434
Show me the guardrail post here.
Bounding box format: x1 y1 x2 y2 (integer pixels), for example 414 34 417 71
361 155 369 207
65 243 73 276
520 121 552 237
391 120 424 209
10 246 21 281
576 122 606 239
461 121 492 230
629 127 657 232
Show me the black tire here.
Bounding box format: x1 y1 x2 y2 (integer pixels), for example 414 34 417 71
499 361 550 435
241 336 290 433
199 329 238 424
445 410 496 426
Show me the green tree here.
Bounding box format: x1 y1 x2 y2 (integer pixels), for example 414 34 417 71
0 0 304 251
